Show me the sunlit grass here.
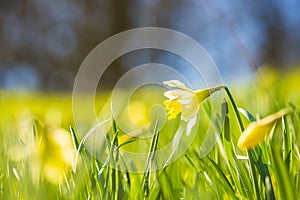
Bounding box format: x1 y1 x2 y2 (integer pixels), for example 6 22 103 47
0 67 300 199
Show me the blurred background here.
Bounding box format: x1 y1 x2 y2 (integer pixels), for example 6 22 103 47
0 0 299 91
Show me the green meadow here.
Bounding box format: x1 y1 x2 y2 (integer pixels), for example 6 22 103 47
1 67 300 199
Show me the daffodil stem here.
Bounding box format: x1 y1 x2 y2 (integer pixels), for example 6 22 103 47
224 86 244 132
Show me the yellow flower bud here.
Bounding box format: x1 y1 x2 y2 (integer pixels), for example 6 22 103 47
238 108 290 150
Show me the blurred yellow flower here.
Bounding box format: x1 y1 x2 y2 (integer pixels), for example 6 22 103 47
163 80 223 120
7 118 77 185
33 127 76 185
128 101 151 127
238 108 290 150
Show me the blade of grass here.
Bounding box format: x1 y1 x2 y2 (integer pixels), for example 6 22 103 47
282 116 292 170
270 147 297 200
103 118 119 199
223 87 262 199
69 126 80 151
238 108 256 122
231 151 256 199
206 157 236 198
142 119 159 197
249 148 275 200
221 100 230 142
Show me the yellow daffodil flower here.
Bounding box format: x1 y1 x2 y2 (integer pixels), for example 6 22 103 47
128 101 151 127
163 80 224 120
6 117 77 185
34 127 76 185
238 108 290 150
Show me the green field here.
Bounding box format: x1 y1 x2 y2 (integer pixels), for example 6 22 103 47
1 67 300 199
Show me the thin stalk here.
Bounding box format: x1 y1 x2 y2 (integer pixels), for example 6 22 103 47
224 86 244 132
142 119 160 198
103 118 119 200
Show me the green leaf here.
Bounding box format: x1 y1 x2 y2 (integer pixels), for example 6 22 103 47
282 116 292 167
270 147 297 200
206 157 236 198
69 126 80 151
116 138 136 150
238 108 256 122
142 119 160 197
222 99 228 116
250 148 275 200
231 151 256 199
224 115 230 142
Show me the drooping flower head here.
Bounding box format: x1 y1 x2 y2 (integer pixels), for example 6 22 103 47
238 108 290 150
163 80 223 121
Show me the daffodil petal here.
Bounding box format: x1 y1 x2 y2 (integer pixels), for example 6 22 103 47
164 90 181 100
186 116 197 135
163 80 192 92
164 89 194 101
177 98 194 105
181 96 199 120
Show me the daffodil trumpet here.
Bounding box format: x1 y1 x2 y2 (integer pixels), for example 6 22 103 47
163 80 224 121
238 108 290 150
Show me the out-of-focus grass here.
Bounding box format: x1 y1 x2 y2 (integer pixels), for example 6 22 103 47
0 66 300 199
